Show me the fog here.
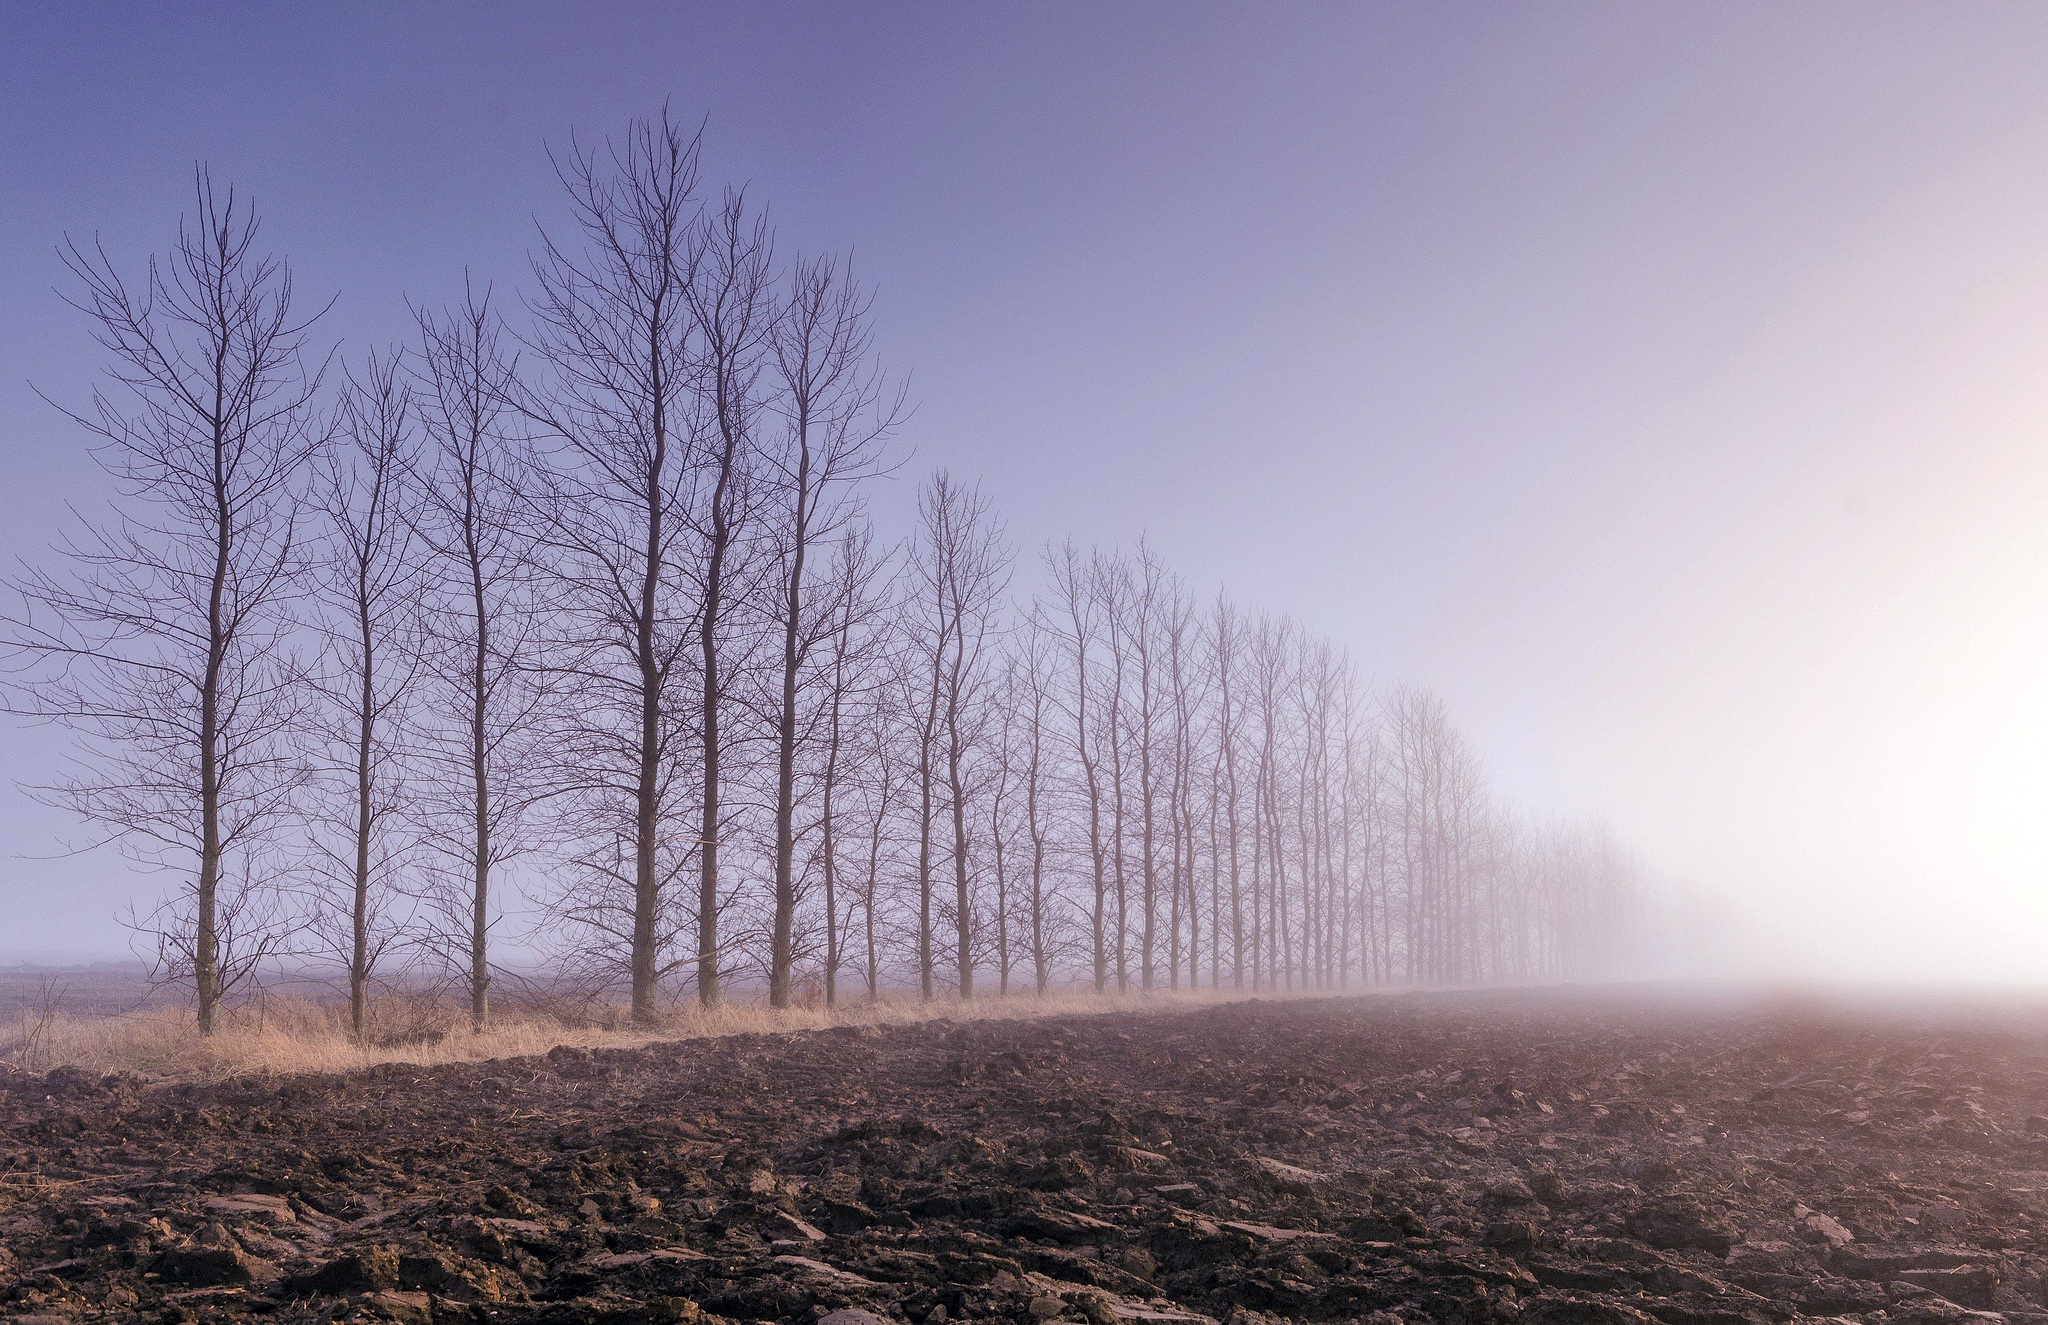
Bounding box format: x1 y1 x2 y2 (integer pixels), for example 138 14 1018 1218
2 4 2045 981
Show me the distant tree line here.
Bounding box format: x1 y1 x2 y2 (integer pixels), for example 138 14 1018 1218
2 113 1649 1037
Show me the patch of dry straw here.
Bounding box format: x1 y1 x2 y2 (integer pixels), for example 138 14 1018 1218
0 983 1309 1081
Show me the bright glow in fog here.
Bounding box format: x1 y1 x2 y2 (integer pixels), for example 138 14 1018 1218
1387 127 2048 982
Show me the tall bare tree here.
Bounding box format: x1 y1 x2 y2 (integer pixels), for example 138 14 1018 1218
763 254 899 1008
683 189 774 1010
1161 576 1202 990
1097 554 1133 992
410 280 537 1032
1014 612 1061 994
4 173 326 1034
1210 594 1246 989
811 527 889 1006
307 350 421 1039
525 112 705 1023
1045 542 1111 993
1124 546 1167 992
849 646 909 1003
905 473 1009 999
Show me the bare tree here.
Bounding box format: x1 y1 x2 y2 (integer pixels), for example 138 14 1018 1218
1097 553 1133 993
1386 684 1487 983
1125 545 1167 992
3 173 326 1033
1210 594 1246 989
1161 576 1203 989
682 189 775 1010
763 255 899 1008
410 280 538 1032
1014 611 1062 994
848 647 909 1003
1045 543 1111 993
942 485 1010 1000
988 659 1020 995
905 564 945 1002
306 350 421 1038
905 473 1010 999
812 528 889 1006
524 112 706 1023
1247 614 1293 990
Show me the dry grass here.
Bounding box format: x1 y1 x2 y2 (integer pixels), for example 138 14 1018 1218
0 982 1317 1081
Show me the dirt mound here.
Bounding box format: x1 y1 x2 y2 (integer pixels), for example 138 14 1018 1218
4 989 2048 1325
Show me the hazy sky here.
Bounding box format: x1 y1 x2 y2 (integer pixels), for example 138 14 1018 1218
3 4 2046 975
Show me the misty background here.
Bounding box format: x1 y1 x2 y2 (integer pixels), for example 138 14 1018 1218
2 3 2044 978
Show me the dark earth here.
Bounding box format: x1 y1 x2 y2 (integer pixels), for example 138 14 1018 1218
6 987 2048 1325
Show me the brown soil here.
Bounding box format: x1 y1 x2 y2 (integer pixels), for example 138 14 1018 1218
5 987 2048 1325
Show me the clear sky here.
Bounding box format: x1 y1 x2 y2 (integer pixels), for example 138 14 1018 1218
3 4 2046 974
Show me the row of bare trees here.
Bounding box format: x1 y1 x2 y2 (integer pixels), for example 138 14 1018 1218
3 114 1649 1036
